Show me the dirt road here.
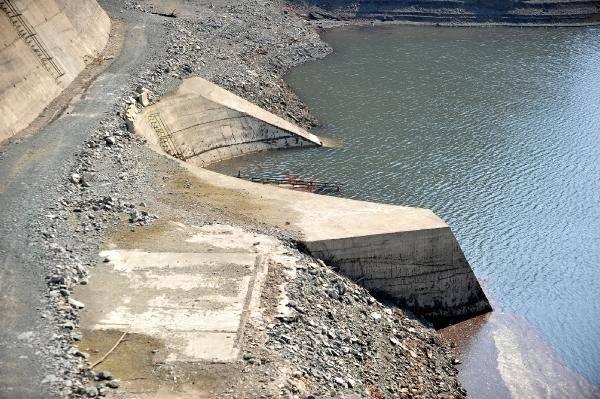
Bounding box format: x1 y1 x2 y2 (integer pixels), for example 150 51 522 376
0 9 163 397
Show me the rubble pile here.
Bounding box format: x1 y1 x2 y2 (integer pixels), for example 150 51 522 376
260 259 466 398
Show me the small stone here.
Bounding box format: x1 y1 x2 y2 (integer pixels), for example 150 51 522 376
68 298 85 309
390 337 401 346
41 374 59 384
280 335 292 344
48 275 65 285
370 312 382 320
97 370 113 380
61 321 74 330
138 91 150 106
106 380 120 389
105 136 116 146
70 173 82 184
129 208 140 223
74 350 89 358
84 387 98 397
334 377 346 386
347 378 356 388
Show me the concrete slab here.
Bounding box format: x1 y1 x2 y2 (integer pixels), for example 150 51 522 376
77 223 281 363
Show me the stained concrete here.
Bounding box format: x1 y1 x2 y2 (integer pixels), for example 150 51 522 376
134 77 322 166
0 0 110 141
77 223 294 364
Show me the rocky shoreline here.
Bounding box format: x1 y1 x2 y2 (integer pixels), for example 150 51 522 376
290 0 600 27
12 0 472 397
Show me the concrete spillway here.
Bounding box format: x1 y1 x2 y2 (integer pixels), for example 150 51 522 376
135 77 322 166
135 78 491 323
0 0 111 141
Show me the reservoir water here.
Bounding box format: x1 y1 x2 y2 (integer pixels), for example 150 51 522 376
210 25 600 395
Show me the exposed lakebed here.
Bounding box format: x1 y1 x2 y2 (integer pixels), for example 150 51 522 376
210 25 600 395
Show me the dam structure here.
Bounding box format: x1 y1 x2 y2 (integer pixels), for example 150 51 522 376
0 0 111 142
134 77 492 323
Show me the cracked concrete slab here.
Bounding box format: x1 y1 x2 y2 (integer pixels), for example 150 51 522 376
77 223 281 364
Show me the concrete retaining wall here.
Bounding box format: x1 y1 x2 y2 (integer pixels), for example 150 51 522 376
137 78 491 323
0 0 110 141
305 228 489 323
134 77 322 166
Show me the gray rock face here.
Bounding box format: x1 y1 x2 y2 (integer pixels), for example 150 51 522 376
292 0 600 24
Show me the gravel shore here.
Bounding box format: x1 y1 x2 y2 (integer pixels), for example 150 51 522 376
2 0 466 397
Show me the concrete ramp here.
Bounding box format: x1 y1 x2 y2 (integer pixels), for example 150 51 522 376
134 77 322 166
78 223 291 364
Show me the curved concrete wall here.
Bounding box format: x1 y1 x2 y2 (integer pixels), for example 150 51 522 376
135 77 322 167
0 0 110 141
137 78 491 323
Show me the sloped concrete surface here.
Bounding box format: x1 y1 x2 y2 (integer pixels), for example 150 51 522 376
134 77 322 166
0 0 111 141
164 159 492 323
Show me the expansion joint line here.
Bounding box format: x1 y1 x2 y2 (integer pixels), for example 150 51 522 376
147 112 185 160
0 0 65 80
